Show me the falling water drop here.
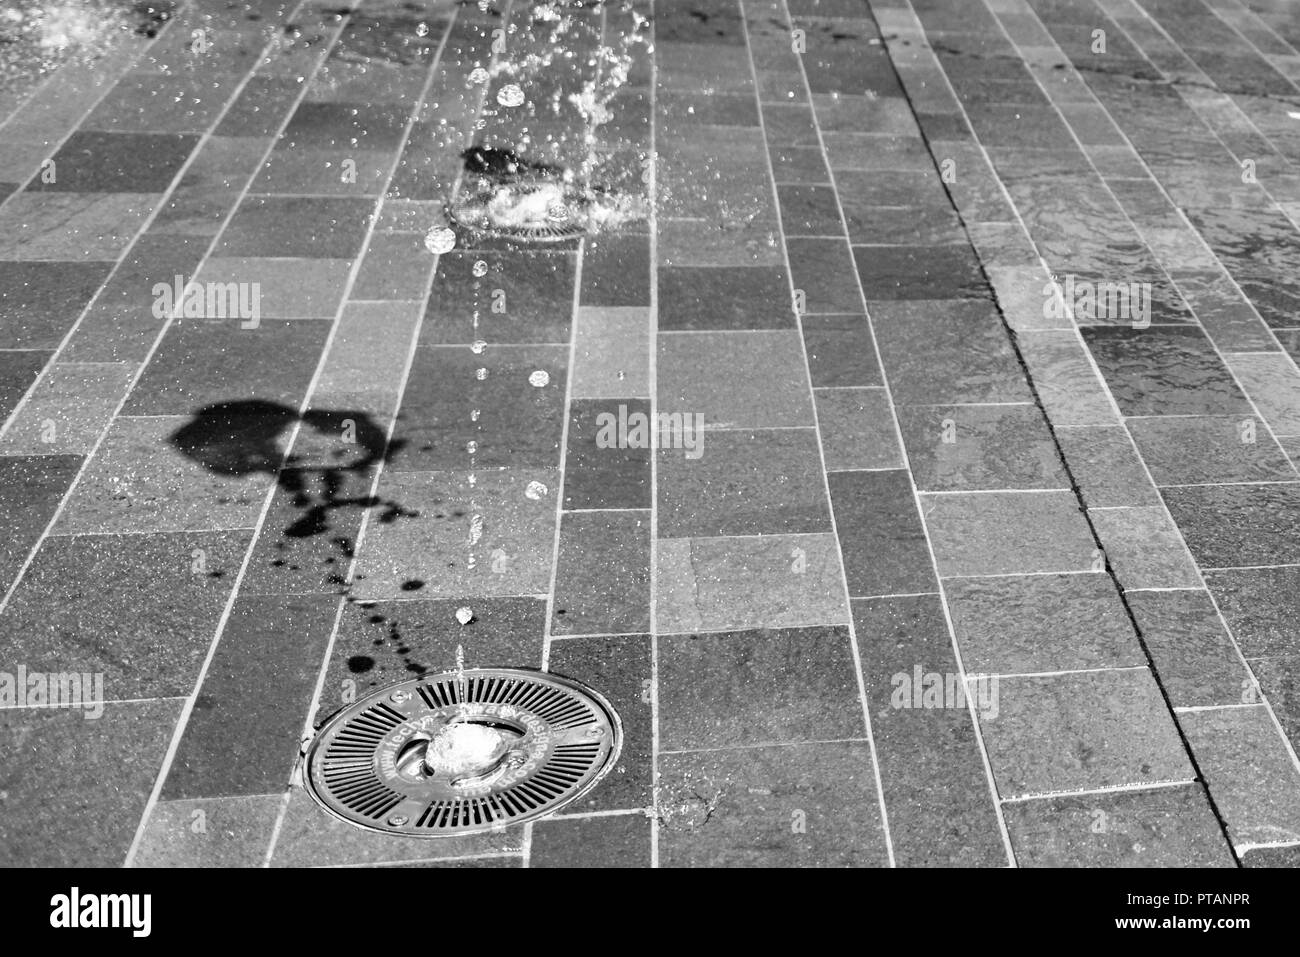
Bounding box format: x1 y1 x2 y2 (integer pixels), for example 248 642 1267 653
525 480 548 500
468 66 489 85
476 367 488 381
528 370 550 387
472 259 488 277
424 225 456 254
471 339 487 354
497 84 525 107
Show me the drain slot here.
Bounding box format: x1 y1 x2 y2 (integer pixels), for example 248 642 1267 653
303 669 621 836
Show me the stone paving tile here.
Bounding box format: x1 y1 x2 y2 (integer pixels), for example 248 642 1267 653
657 532 848 635
1053 426 1161 507
1083 326 1253 418
122 318 331 416
830 469 935 598
657 266 795 331
530 814 652 868
1128 590 1253 709
570 307 649 399
872 301 1034 406
1181 706 1300 848
132 795 283 868
786 237 865 314
853 594 1008 866
351 232 437 301
0 261 112 349
946 572 1143 676
1205 566 1300 661
0 192 156 260
658 331 813 430
387 345 567 471
1015 331 1122 427
657 428 830 538
562 398 652 511
0 362 135 455
421 250 575 345
1127 414 1296 486
0 454 84 595
658 218 783 268
922 491 1096 578
326 597 548 699
217 195 375 259
897 403 1067 492
1003 784 1235 867
854 244 992 300
30 131 198 193
1223 352 1300 437
814 387 902 470
1162 482 1300 569
658 742 889 867
658 625 864 750
800 314 883 387
980 669 1193 798
187 256 354 322
0 699 182 867
161 594 339 801
350 468 559 601
547 634 654 814
0 530 249 700
551 510 650 637
0 350 51 422
1088 505 1201 589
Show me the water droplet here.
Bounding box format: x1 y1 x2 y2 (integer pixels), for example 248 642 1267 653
455 607 474 625
528 370 550 387
416 21 428 37
424 225 456 254
472 259 488 277
525 480 548 500
497 84 525 107
476 367 488 380
466 440 478 454
471 339 487 354
468 66 489 85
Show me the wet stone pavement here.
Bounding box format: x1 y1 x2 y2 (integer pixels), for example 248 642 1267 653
2 0 1300 869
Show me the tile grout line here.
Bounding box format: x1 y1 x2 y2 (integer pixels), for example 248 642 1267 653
124 1 471 865
801 0 1019 867
755 0 898 868
646 0 662 872
120 0 400 868
259 3 519 869
1007 0 1300 840
965 0 1296 861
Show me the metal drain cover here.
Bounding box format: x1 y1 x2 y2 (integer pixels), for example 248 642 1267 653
303 669 621 836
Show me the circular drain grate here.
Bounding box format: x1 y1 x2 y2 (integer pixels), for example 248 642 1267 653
303 669 621 836
447 191 587 244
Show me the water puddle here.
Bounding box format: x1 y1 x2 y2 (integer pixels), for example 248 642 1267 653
0 0 173 96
